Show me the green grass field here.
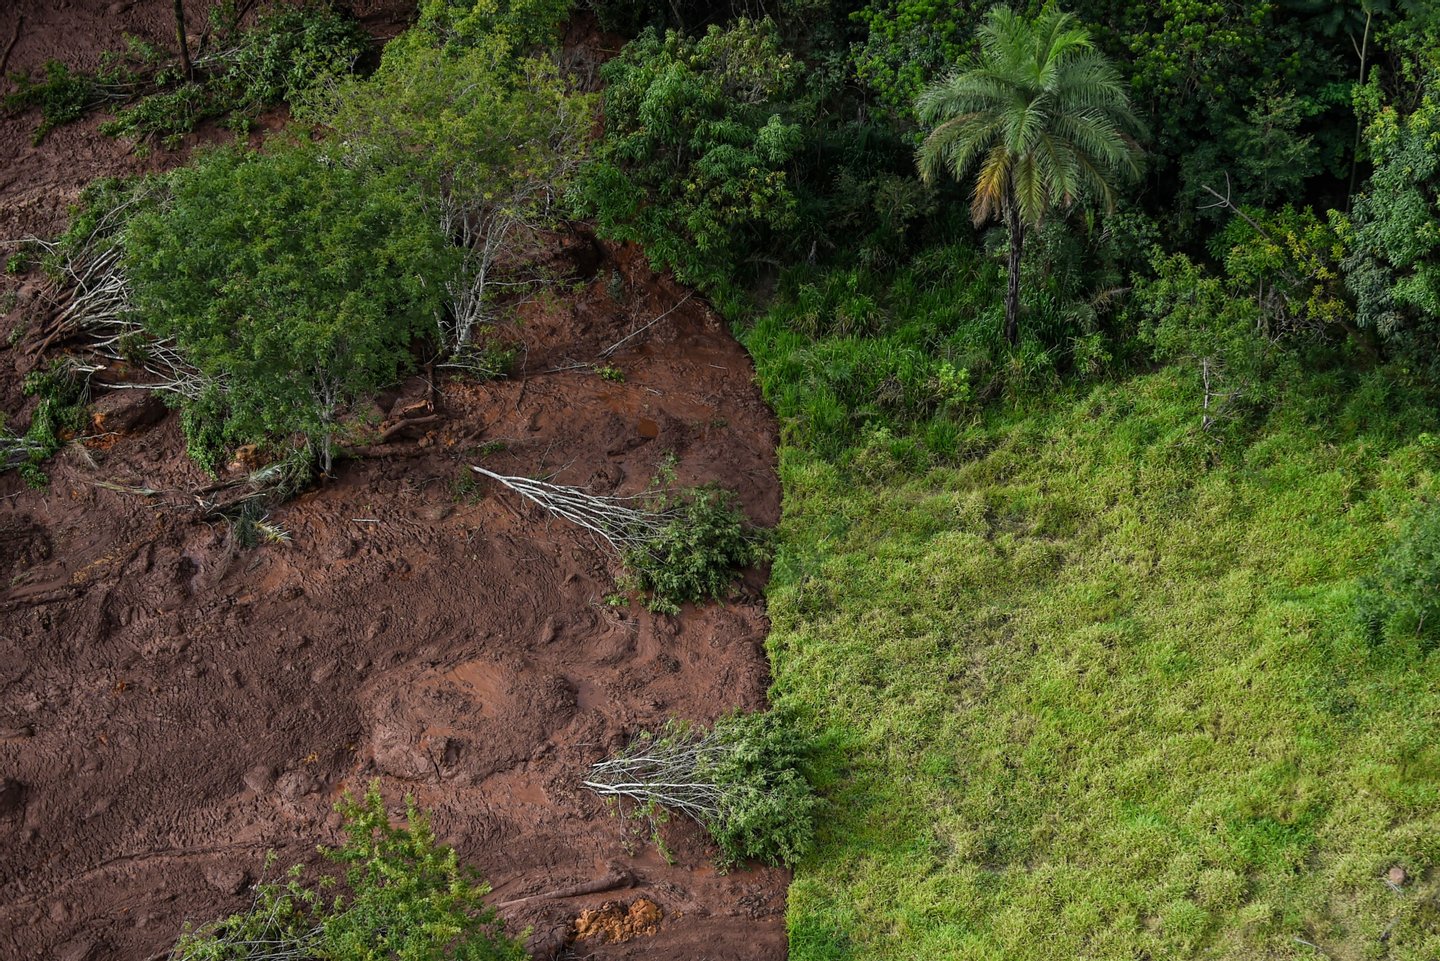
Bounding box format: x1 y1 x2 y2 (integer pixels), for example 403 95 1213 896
754 360 1440 959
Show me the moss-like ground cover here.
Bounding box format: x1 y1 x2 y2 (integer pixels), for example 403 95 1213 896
752 356 1440 959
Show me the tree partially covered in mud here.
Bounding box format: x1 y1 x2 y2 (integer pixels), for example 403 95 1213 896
170 785 525 961
310 21 592 361
124 142 457 475
472 466 767 613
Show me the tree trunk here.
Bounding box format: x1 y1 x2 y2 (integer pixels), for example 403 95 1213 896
1003 186 1024 346
173 0 193 81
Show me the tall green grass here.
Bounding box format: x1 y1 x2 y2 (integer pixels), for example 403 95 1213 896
747 297 1440 958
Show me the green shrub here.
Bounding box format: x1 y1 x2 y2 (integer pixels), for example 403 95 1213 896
414 0 573 51
1357 500 1440 651
1 360 91 487
618 485 768 613
172 784 527 961
312 31 590 356
3 43 155 144
586 709 819 867
123 142 456 473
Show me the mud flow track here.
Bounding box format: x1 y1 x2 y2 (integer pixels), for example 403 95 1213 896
0 4 787 958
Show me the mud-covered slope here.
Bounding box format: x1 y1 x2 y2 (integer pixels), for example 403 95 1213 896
0 4 788 958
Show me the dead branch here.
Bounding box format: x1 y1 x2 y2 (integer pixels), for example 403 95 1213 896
378 414 441 443
0 14 22 76
470 466 675 556
599 292 693 359
495 866 635 908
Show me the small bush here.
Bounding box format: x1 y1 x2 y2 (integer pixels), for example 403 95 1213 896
2 48 153 144
618 485 768 613
1357 501 1440 651
171 784 527 961
585 709 819 868
1 360 91 487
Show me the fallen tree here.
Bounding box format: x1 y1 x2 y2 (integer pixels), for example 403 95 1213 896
583 710 819 868
470 465 766 612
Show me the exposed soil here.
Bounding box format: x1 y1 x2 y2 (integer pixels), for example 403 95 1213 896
575 899 664 945
0 3 788 960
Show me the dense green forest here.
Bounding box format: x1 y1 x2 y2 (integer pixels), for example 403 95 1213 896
7 0 1440 956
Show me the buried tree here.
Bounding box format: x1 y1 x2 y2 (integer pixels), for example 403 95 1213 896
170 785 525 961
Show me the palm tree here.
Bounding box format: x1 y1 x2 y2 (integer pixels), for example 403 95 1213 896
916 3 1142 345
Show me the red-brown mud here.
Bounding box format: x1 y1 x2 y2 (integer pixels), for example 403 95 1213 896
0 4 788 959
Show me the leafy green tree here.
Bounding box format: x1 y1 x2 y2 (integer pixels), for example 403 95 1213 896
311 34 590 357
574 19 805 295
1342 73 1440 372
915 3 1142 345
172 785 527 960
124 143 457 474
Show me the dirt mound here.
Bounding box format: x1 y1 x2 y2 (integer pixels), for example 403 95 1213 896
0 6 788 957
575 898 664 944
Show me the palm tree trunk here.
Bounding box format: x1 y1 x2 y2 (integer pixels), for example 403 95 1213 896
1003 188 1023 346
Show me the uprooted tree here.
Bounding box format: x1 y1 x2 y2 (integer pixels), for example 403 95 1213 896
471 466 767 612
583 709 819 867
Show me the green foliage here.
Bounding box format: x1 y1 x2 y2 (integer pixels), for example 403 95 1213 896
3 60 105 144
214 4 369 111
2 360 90 487
2 40 158 144
312 28 590 353
850 0 978 117
1343 75 1440 373
1357 499 1440 651
574 19 805 294
598 710 820 867
101 3 368 146
415 0 573 51
702 709 821 867
123 142 456 472
5 4 365 147
619 485 768 613
1219 205 1353 341
171 784 527 961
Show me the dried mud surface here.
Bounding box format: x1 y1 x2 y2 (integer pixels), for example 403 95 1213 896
0 3 788 959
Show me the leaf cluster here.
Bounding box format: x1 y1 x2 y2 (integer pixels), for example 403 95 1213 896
574 18 805 293
1 360 90 488
618 484 768 613
599 709 820 868
700 708 821 867
171 785 527 961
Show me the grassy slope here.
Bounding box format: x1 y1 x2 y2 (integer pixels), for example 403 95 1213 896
754 360 1440 959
